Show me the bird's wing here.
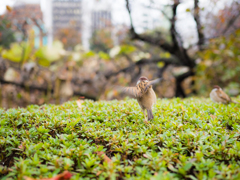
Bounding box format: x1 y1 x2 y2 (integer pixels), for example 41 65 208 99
116 78 162 98
218 89 231 102
116 86 143 98
143 78 163 92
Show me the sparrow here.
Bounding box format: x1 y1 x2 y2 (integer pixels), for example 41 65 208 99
210 85 238 104
118 76 162 122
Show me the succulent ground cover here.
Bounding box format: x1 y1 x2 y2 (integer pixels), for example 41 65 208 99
1 98 240 180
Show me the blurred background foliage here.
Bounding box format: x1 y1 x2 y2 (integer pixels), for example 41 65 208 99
2 42 31 63
196 29 240 96
0 17 15 48
90 29 114 53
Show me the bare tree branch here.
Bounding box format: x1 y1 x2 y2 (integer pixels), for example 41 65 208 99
105 57 179 79
170 0 180 49
125 0 174 53
125 0 195 67
170 0 195 68
194 0 204 50
124 0 196 97
126 0 134 30
144 5 171 21
222 12 240 35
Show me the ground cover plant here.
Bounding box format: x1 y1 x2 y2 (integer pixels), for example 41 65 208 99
1 98 240 180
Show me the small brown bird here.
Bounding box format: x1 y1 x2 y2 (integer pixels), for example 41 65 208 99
210 85 238 104
118 76 162 122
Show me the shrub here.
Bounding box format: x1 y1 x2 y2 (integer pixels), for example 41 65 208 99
1 98 240 179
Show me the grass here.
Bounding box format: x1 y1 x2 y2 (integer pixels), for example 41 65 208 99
0 98 240 180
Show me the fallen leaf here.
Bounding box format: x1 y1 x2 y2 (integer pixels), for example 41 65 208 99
181 105 184 111
76 99 83 110
143 154 149 159
6 5 12 12
24 171 72 180
189 158 197 163
96 171 102 176
18 142 25 150
167 164 177 172
210 114 217 119
178 123 183 129
96 151 112 164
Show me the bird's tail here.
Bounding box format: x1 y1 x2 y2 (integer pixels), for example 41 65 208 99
147 109 154 120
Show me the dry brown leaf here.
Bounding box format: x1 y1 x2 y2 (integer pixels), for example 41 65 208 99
18 144 23 149
167 164 177 172
143 154 149 159
96 151 112 164
181 105 184 111
6 5 12 12
24 171 72 180
96 171 102 176
210 114 217 119
76 99 83 110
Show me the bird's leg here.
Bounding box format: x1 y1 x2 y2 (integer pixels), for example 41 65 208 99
142 109 148 123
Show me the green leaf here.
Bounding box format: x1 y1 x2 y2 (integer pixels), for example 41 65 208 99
1 42 31 62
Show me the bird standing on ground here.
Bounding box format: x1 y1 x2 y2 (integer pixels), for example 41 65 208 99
210 85 238 104
118 76 162 122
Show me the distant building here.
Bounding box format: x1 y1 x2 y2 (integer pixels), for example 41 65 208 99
5 2 48 48
81 0 112 50
91 10 111 33
112 24 128 45
43 0 82 47
52 0 82 32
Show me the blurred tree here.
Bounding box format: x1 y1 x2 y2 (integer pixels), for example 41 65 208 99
0 17 16 48
90 29 114 53
204 1 240 39
124 0 202 97
4 3 45 46
123 0 240 97
54 28 81 50
196 29 240 96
